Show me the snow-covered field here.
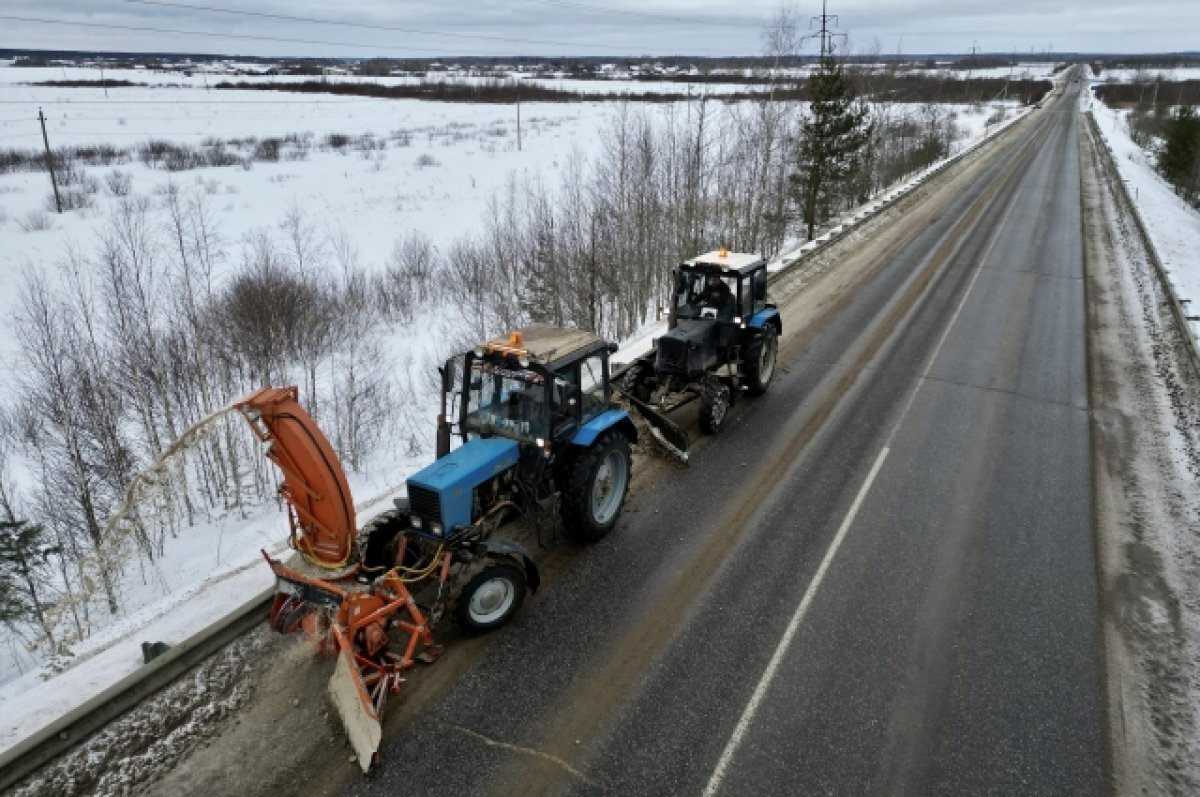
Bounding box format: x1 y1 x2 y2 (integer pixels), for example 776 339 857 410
0 61 1039 759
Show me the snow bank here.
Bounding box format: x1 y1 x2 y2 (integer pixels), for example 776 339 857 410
1082 88 1200 347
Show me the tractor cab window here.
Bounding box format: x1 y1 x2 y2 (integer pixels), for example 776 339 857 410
551 371 580 434
550 352 607 435
676 270 736 321
578 353 607 419
752 268 768 308
462 359 548 443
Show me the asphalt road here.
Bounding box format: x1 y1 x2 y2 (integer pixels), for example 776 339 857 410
345 82 1104 797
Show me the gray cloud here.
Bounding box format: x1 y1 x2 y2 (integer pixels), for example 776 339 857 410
0 1 1194 57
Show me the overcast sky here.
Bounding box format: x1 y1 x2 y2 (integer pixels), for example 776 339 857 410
1 1 1195 59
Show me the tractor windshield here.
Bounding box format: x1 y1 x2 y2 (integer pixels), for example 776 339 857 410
462 357 550 443
675 269 737 321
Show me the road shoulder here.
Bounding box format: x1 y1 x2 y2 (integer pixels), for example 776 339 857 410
1081 108 1200 796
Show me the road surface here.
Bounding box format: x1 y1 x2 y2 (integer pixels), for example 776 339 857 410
337 81 1105 795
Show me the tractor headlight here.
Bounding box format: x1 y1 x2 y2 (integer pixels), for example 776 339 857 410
411 516 423 529
430 521 444 536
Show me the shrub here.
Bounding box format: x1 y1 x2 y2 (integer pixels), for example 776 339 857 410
17 209 54 231
254 137 282 162
105 169 132 197
415 153 440 168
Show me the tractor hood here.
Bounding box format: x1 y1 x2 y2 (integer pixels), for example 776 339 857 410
656 319 721 377
406 437 520 533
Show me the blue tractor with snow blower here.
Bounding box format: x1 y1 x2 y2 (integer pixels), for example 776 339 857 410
249 325 639 769
357 323 639 634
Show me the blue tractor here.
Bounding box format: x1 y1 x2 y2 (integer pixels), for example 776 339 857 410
622 250 781 441
359 324 638 634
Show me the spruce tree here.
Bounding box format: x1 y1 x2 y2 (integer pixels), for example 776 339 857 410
0 519 59 639
791 47 871 240
1160 105 1200 204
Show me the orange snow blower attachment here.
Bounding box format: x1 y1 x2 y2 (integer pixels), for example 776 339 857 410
236 386 441 771
260 550 439 771
235 386 356 568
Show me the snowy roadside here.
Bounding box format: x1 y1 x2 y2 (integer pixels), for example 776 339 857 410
0 85 1040 762
1081 87 1200 352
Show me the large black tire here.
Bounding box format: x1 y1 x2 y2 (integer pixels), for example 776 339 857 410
743 326 778 396
621 363 652 403
560 432 632 542
357 509 407 578
698 382 731 434
452 560 527 635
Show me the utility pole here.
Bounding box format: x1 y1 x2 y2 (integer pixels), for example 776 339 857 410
967 41 979 92
38 108 62 214
805 0 846 59
516 87 522 151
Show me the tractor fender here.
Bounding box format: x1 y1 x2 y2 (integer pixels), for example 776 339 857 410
571 409 639 447
481 538 541 593
747 306 782 335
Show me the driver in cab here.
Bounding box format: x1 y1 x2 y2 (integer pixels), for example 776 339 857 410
697 273 735 320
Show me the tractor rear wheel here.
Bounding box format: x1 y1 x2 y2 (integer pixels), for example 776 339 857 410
561 431 632 542
452 560 527 635
744 327 778 396
699 382 731 434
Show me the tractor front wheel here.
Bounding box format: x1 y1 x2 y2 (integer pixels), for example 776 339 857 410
453 560 527 635
699 382 731 434
561 432 632 542
744 327 778 396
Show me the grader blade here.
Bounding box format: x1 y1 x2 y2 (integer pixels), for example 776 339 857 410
329 643 383 773
620 390 690 463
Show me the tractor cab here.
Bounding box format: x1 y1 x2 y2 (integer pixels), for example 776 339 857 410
670 250 770 328
452 324 617 449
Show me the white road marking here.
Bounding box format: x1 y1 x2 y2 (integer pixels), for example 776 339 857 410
704 161 1026 795
701 446 891 797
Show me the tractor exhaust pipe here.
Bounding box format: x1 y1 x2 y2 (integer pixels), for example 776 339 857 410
437 365 452 459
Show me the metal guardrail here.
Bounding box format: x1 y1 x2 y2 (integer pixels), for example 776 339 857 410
1085 111 1200 378
0 588 275 792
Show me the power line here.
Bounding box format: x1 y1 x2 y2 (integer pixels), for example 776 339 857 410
123 0 629 51
0 14 517 57
4 9 742 58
